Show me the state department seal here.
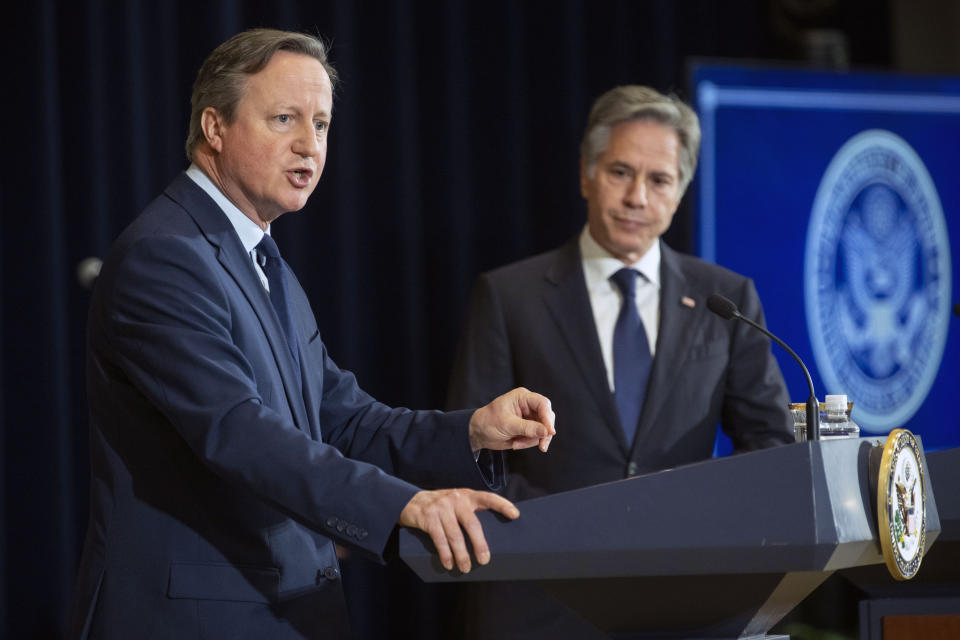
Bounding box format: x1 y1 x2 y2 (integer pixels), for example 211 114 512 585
805 130 952 432
876 429 926 580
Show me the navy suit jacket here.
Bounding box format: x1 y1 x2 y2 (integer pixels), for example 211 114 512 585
447 236 792 501
70 173 501 639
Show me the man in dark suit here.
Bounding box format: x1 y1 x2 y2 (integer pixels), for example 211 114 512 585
69 29 555 640
447 86 793 638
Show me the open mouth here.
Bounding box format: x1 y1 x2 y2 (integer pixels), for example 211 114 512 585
288 169 313 186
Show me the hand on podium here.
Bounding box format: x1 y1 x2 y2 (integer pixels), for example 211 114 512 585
399 387 555 573
399 488 519 573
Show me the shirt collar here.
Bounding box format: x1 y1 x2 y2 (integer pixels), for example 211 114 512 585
579 225 662 292
186 164 268 253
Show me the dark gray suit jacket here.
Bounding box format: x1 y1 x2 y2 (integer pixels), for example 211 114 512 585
447 236 792 501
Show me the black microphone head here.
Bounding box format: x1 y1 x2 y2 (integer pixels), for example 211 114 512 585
955 302 960 318
707 294 740 320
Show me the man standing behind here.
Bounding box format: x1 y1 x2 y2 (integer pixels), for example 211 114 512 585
446 83 792 638
70 29 554 640
449 85 792 498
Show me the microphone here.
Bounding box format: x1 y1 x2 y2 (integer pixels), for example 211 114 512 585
706 294 820 441
955 302 959 318
77 257 102 291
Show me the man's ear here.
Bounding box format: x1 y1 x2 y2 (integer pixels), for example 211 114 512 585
200 107 226 153
579 159 590 199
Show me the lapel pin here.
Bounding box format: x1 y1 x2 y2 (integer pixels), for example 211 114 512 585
680 296 696 308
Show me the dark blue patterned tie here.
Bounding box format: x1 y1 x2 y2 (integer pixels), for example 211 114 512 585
610 268 652 447
256 234 301 380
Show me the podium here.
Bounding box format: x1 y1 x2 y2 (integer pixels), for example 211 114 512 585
400 438 941 639
838 446 960 639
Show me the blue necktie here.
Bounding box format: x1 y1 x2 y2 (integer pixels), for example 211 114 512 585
256 234 301 380
610 268 652 446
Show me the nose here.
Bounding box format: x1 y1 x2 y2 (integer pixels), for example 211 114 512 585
292 121 322 159
624 176 647 208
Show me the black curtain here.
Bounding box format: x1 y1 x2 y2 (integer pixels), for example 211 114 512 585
0 1 890 637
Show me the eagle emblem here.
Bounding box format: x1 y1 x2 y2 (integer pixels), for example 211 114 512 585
877 429 926 580
894 474 918 540
838 185 925 380
805 130 952 433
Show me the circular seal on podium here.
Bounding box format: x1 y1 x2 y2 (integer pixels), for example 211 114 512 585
877 428 926 580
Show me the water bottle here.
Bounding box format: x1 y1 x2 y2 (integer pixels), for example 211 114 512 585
819 394 860 440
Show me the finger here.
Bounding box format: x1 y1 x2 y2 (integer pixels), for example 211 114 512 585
511 436 541 450
427 518 454 571
539 432 554 452
537 398 557 435
473 491 520 520
519 392 556 434
441 509 472 573
458 510 491 565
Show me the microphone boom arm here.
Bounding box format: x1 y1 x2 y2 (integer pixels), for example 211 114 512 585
706 294 820 441
730 311 820 441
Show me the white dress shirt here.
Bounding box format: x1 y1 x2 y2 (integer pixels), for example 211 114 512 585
579 226 661 392
186 164 272 291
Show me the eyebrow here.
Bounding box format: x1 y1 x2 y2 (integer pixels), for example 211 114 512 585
607 160 634 171
649 168 676 179
273 105 331 119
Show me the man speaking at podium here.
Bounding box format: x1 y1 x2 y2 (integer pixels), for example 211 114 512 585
69 28 555 640
447 86 793 638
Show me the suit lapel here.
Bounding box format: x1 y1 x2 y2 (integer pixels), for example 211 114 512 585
165 174 310 433
631 243 699 455
542 238 627 450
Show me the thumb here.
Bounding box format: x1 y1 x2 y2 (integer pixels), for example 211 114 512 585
509 416 549 440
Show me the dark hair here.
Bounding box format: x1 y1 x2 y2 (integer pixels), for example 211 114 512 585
185 28 338 162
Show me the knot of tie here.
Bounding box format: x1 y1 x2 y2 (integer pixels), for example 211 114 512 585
610 267 639 299
256 233 281 264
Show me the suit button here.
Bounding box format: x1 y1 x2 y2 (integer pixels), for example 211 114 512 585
346 524 358 537
627 462 638 476
336 520 346 532
357 529 368 540
321 566 340 581
326 516 338 528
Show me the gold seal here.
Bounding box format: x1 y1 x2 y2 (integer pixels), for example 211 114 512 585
877 429 926 580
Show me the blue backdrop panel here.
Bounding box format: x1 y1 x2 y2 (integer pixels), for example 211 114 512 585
693 64 959 452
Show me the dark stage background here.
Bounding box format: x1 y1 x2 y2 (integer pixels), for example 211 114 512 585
2 0 935 637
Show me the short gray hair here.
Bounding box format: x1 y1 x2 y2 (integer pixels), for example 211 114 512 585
580 86 701 195
185 28 338 162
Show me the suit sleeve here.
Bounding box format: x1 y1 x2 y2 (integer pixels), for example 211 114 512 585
720 278 795 450
94 233 492 560
310 338 504 491
446 273 517 410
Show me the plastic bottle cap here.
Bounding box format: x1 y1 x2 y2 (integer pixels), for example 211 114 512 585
825 394 848 411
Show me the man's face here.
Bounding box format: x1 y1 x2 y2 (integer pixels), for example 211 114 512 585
581 119 682 264
212 50 332 226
